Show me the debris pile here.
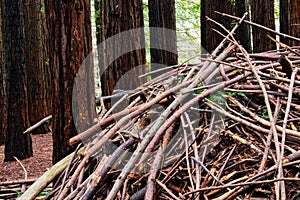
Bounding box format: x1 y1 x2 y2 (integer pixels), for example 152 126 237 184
20 14 300 200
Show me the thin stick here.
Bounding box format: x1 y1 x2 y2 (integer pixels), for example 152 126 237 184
182 177 300 196
23 115 52 134
191 157 243 200
215 11 300 43
156 179 181 200
14 157 27 192
278 68 298 199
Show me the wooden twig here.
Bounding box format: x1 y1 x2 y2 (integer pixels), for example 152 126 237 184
216 11 300 43
13 157 27 192
23 115 52 134
278 68 297 199
19 147 85 200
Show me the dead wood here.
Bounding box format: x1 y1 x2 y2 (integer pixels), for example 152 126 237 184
20 14 300 200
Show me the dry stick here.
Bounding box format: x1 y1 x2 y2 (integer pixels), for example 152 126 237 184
19 148 85 200
0 179 37 186
212 155 300 200
144 147 162 199
181 116 195 191
144 123 174 199
182 177 300 196
69 96 170 146
267 35 300 56
278 68 298 199
102 94 129 120
64 176 91 200
71 79 193 149
23 115 52 134
216 145 236 183
225 130 264 154
269 81 300 98
191 157 243 200
80 138 135 200
216 11 300 43
56 155 90 200
106 44 238 200
226 95 300 136
259 98 281 172
14 157 27 193
156 180 181 200
208 104 269 134
284 150 300 163
185 113 201 200
56 144 82 198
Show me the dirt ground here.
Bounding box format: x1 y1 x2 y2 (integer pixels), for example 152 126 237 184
0 133 52 182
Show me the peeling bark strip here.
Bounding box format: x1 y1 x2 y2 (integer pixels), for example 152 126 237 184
45 0 95 164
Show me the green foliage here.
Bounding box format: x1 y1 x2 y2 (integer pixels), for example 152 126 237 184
175 0 201 63
142 0 201 64
207 91 226 103
274 0 280 19
96 105 102 113
17 190 51 197
256 108 269 120
226 91 246 97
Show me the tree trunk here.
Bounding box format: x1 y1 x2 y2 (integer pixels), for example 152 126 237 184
250 0 276 52
200 0 234 53
280 0 290 45
148 0 178 75
290 0 300 46
0 0 6 145
235 0 251 52
23 0 51 134
45 0 95 164
97 0 146 99
4 0 33 161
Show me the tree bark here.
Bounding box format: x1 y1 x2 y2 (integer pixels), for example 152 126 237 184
280 0 290 45
290 0 300 46
97 0 146 99
4 0 33 161
45 0 95 164
148 0 178 75
23 0 52 134
235 0 251 52
250 0 276 52
200 0 234 53
0 0 6 145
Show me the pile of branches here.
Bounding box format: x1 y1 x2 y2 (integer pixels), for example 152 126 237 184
20 13 300 200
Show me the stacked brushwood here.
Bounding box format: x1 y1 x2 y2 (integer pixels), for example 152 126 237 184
20 14 300 200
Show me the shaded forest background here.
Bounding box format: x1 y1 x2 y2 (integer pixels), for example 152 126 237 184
0 0 299 164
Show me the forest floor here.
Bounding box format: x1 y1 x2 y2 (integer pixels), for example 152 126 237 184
0 133 52 182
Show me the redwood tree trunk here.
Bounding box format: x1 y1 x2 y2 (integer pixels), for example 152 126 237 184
97 0 146 98
45 0 95 164
4 0 33 161
250 0 276 52
0 1 6 145
148 0 178 75
290 0 300 46
23 0 51 134
235 0 251 52
200 0 234 53
280 0 290 45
